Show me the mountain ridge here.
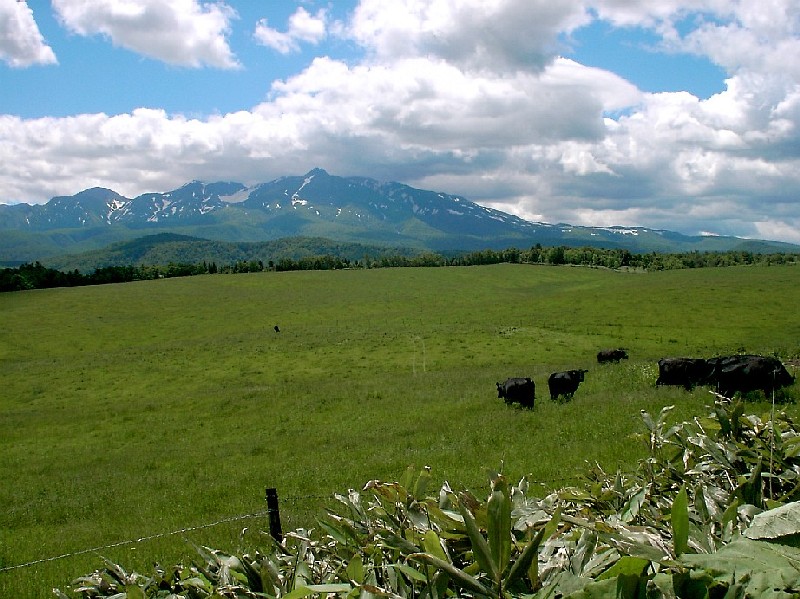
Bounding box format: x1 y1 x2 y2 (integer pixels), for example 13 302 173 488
1 168 798 265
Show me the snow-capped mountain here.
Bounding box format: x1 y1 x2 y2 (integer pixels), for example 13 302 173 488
1 169 796 264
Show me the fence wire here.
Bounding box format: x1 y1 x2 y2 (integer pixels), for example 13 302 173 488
2 479 576 575
0 509 272 574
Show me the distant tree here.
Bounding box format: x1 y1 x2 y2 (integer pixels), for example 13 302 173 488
547 246 566 265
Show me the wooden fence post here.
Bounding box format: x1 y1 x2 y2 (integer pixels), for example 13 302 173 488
265 487 283 542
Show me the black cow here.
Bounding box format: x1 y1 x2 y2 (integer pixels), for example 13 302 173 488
496 377 535 409
707 354 795 398
656 358 716 390
548 370 587 402
597 349 628 364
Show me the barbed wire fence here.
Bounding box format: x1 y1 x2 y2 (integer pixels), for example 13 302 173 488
0 490 322 575
1 475 581 575
0 508 274 574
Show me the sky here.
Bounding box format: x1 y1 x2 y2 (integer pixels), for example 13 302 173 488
1 1 799 244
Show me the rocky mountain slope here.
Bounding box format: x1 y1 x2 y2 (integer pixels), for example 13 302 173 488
1 169 797 264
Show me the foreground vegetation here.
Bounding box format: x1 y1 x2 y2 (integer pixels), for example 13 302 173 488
59 401 800 597
1 263 799 597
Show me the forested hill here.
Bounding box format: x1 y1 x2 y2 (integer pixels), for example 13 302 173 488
29 232 800 274
40 233 418 273
3 233 798 292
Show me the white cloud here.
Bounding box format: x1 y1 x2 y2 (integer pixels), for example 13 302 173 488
51 0 239 68
0 0 57 67
254 7 328 54
348 0 590 72
1 0 800 244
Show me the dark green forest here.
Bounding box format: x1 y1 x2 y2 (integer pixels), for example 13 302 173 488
2 241 798 292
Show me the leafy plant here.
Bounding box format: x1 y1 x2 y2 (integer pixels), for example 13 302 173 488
58 400 800 598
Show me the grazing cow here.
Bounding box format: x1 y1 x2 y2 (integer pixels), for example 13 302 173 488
707 354 795 398
548 370 587 402
274 325 280 333
496 377 535 409
656 358 716 390
597 349 629 364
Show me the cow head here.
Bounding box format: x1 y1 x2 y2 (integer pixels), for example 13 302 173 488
774 366 795 388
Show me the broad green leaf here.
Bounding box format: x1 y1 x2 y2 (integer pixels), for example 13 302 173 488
432 570 452 599
458 493 498 580
694 483 710 523
672 485 690 557
526 507 563 588
597 530 670 565
319 518 357 547
596 556 650 581
641 410 656 432
560 574 619 599
409 552 494 597
721 496 742 527
745 501 800 540
399 465 416 490
656 405 675 428
572 529 599 575
412 466 432 500
423 530 448 562
382 532 424 554
392 563 428 583
782 437 800 459
681 536 800 578
647 572 680 599
559 488 594 501
283 583 353 598
620 487 647 522
737 459 763 507
505 518 549 588
488 474 512 579
345 554 364 584
123 584 145 599
615 573 645 599
362 571 379 599
293 556 313 589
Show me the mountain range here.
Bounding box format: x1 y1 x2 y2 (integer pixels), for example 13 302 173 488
1 168 797 267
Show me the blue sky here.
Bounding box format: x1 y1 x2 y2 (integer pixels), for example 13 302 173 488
567 20 727 100
2 2 358 117
1 0 799 243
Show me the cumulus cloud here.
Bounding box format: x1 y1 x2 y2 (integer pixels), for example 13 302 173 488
2 0 800 243
348 0 590 72
0 0 57 67
51 0 239 68
254 7 328 54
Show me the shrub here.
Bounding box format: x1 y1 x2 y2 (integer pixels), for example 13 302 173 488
57 399 800 598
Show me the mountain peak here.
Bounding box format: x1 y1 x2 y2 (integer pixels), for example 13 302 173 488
1 170 798 265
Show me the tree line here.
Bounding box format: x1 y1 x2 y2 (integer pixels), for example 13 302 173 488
2 245 798 292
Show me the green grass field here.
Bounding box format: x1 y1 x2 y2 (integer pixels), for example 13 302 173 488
2 263 799 597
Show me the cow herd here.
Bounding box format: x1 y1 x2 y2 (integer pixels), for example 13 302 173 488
497 348 795 410
656 354 795 398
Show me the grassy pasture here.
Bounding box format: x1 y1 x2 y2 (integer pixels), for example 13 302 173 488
1 263 799 597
